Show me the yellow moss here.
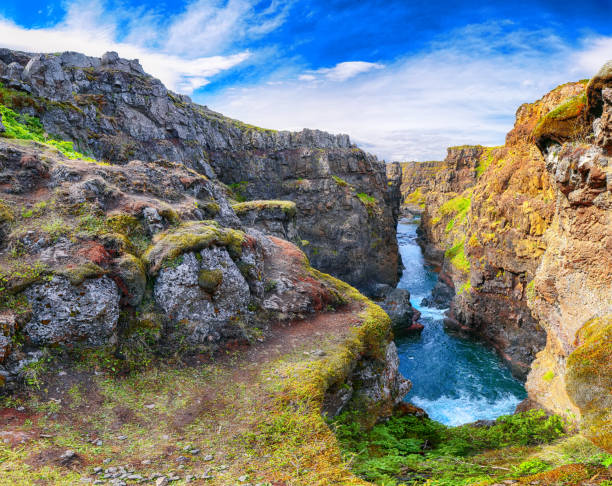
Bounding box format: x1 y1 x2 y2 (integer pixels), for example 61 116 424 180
143 221 246 275
231 200 297 217
198 268 223 293
566 315 612 452
56 262 106 285
404 187 426 207
0 199 14 224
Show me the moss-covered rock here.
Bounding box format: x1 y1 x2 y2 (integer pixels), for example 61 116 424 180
0 199 13 224
566 315 612 452
231 199 297 217
56 262 106 285
533 93 589 150
143 221 245 275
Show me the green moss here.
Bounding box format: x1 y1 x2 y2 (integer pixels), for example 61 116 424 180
533 93 589 147
332 175 349 187
445 238 470 273
227 181 249 202
439 194 470 217
56 262 105 285
476 146 499 177
201 201 220 216
526 279 536 300
543 370 555 382
0 103 95 161
436 194 471 234
198 268 223 293
404 187 426 208
143 221 246 275
356 192 379 217
232 200 297 217
104 213 150 255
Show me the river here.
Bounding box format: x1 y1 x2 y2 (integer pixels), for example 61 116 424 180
395 220 526 426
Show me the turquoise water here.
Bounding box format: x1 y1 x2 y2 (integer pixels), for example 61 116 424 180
395 221 526 426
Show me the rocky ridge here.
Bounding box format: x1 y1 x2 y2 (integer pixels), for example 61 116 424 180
0 49 400 292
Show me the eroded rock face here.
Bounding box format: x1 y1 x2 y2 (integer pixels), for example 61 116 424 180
154 249 252 343
526 96 611 424
23 276 120 346
324 341 411 417
0 49 400 291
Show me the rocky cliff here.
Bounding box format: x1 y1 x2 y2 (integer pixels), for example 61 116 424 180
0 49 400 291
526 64 611 450
397 70 611 449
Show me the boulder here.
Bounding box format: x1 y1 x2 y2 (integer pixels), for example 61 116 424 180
371 284 422 332
153 248 252 343
23 276 120 346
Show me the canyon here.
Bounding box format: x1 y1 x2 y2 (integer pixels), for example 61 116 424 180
0 47 609 486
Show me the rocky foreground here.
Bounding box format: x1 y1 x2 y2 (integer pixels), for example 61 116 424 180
393 65 612 451
0 48 421 485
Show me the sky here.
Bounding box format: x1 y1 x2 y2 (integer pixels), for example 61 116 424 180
1 1 612 161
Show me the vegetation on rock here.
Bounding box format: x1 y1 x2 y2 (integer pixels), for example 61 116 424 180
0 102 94 160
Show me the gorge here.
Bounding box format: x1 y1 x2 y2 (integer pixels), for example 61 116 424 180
0 48 609 486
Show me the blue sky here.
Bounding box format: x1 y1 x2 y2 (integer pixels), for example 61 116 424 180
1 0 611 160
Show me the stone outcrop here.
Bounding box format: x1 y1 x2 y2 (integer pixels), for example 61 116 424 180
231 200 300 245
324 341 411 417
0 134 409 415
370 284 423 333
0 49 400 291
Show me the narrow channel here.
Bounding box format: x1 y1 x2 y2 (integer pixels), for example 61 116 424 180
395 220 526 426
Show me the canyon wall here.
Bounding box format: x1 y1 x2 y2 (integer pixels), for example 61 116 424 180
0 49 399 291
397 72 611 449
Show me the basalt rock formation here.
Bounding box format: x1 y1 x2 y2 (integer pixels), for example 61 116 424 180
0 49 400 292
396 69 611 450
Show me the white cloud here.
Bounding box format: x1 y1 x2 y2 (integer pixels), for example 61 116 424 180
300 61 384 82
204 25 612 161
0 0 291 93
2 3 611 162
573 35 612 75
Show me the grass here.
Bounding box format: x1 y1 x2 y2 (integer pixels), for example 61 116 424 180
0 253 395 485
433 194 471 234
0 103 95 161
333 175 350 187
